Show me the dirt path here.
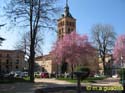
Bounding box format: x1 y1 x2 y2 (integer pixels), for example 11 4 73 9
0 78 73 93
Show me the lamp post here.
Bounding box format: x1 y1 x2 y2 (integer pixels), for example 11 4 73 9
74 69 90 93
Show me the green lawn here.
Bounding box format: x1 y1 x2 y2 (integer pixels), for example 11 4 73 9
0 76 30 84
57 77 106 83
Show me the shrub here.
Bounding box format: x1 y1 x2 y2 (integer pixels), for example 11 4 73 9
118 68 125 83
75 66 90 72
75 66 90 80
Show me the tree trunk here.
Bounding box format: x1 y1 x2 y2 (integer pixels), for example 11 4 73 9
29 38 35 82
102 56 106 75
29 0 35 82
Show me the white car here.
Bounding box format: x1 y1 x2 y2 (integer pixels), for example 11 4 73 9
14 71 22 77
14 71 28 78
112 74 118 78
94 74 100 77
22 72 28 77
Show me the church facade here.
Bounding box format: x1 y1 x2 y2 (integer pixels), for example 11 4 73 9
35 1 99 75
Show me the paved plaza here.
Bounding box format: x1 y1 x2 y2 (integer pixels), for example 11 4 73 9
0 78 122 93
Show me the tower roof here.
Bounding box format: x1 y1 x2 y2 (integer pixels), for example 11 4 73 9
61 0 74 19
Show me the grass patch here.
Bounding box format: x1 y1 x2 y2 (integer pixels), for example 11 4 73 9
86 77 106 80
57 77 77 83
0 76 30 84
57 76 106 83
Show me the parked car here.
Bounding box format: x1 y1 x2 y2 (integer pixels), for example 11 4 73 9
41 72 49 78
0 73 4 79
7 71 28 78
14 71 22 77
22 72 28 77
112 74 118 78
94 74 100 77
34 71 42 78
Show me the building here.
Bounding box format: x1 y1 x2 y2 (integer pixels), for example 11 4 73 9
35 0 99 74
57 0 76 39
35 54 57 74
0 50 25 73
98 54 117 75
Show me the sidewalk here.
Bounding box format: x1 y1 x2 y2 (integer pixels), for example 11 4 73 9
91 77 121 86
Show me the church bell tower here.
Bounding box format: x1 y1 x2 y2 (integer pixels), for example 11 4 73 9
57 0 76 39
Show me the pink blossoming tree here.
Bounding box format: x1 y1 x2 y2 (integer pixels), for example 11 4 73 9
113 35 125 62
51 31 96 78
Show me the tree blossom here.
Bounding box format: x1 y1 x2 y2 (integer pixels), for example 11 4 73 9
113 35 125 62
51 31 96 68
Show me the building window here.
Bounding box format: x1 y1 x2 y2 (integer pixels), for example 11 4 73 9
6 54 10 57
16 66 19 69
72 22 74 26
68 28 70 33
59 30 61 35
62 28 63 33
61 22 63 26
16 59 19 64
6 65 9 69
66 21 69 25
62 21 64 26
69 22 71 26
0 54 2 57
6 59 9 64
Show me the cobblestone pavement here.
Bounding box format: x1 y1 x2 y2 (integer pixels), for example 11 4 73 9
0 78 121 93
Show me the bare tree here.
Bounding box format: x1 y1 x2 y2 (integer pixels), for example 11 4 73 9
15 31 43 74
4 0 61 82
15 32 43 58
0 24 6 46
91 24 116 75
0 37 5 46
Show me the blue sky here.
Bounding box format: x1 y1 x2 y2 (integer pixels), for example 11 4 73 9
0 0 125 55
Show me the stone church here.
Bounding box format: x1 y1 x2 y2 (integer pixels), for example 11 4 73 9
35 0 99 75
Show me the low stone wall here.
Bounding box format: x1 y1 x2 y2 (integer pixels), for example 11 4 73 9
35 86 122 93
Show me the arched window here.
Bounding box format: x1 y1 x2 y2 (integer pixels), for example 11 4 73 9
62 28 63 33
66 21 69 25
62 21 64 26
68 28 70 33
59 29 61 34
69 22 71 26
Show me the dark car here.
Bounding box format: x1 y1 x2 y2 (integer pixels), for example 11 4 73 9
0 73 4 79
41 72 49 78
